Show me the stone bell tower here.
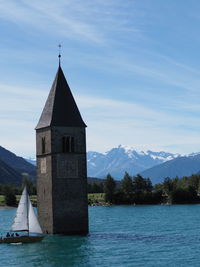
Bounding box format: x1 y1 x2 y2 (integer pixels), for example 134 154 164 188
35 58 88 235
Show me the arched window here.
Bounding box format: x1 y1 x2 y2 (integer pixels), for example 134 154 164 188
62 136 74 153
42 137 46 154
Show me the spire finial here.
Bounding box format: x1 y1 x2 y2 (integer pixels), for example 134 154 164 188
58 44 61 66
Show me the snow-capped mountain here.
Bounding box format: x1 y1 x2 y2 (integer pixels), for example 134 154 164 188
87 145 180 179
24 145 200 183
2 144 200 185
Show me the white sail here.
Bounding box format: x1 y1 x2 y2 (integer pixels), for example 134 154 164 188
11 186 43 234
11 186 28 232
28 197 43 234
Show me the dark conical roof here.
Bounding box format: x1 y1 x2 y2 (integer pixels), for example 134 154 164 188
36 66 86 129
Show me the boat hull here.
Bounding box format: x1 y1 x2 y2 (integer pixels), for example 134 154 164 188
0 235 45 243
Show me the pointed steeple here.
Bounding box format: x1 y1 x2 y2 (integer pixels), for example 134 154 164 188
36 66 86 129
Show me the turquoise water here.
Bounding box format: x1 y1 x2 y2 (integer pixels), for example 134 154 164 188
1 205 200 266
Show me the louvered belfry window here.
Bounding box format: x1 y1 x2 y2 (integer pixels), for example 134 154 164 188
62 136 75 153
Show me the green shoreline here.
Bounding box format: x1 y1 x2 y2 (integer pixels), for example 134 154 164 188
0 193 106 207
2 189 200 207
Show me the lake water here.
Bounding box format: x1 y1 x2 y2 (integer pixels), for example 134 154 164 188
1 205 200 266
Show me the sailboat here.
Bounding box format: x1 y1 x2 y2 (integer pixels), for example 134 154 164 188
0 186 45 243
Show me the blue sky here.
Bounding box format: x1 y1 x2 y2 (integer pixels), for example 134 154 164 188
1 0 200 157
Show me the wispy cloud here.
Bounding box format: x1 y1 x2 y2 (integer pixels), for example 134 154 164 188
0 0 141 45
1 82 200 157
1 1 200 157
79 49 200 94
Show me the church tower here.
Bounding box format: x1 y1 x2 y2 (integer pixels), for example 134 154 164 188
35 60 88 235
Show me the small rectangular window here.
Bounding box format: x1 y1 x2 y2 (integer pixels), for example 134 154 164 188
42 137 46 154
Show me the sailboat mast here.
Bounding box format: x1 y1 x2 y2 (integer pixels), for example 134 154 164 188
26 186 29 235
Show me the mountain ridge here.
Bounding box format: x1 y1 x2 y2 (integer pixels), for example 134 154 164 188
0 158 22 185
140 154 200 184
1 145 200 185
0 146 36 183
87 145 180 179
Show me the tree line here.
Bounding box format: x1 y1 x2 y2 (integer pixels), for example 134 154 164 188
0 176 36 206
1 173 200 206
90 173 200 205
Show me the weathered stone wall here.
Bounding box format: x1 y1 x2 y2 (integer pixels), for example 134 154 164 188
52 177 88 234
36 128 54 234
51 126 88 234
36 126 88 235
